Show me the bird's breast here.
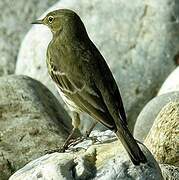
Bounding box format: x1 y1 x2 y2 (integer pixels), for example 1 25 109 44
56 85 81 113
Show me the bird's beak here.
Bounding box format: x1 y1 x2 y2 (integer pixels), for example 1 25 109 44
31 19 44 25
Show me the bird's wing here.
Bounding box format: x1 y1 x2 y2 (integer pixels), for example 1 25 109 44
49 64 116 129
89 41 127 126
47 46 116 129
48 40 126 130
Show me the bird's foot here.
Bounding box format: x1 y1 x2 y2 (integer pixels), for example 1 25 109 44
44 137 85 154
67 136 86 147
73 134 100 145
83 130 101 144
88 135 101 144
44 134 100 154
62 135 95 148
44 145 66 154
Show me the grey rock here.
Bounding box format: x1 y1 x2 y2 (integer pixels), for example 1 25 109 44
158 67 179 95
9 152 95 180
0 0 57 76
160 164 179 180
0 75 73 180
134 91 179 142
144 101 179 166
16 0 179 132
68 130 117 151
9 153 75 180
93 140 163 180
9 130 163 180
74 148 96 180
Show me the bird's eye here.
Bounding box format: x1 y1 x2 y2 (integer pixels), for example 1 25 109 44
48 16 54 23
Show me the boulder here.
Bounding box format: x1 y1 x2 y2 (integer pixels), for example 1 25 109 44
144 102 179 166
0 0 58 76
158 67 179 95
9 130 163 180
160 164 179 180
15 0 179 132
134 91 179 141
9 153 75 180
0 75 73 180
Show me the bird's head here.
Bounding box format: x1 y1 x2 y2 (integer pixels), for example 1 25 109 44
32 9 87 38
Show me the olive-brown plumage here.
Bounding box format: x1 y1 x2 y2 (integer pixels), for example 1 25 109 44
32 9 147 165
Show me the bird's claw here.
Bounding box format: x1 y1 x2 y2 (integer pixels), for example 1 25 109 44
44 145 66 154
44 135 100 154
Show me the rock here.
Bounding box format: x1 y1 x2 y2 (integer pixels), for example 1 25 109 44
0 75 73 180
158 67 179 95
160 164 179 180
93 144 163 180
134 91 179 142
9 153 75 180
15 0 179 132
144 102 179 166
0 0 57 76
73 147 97 179
9 130 163 180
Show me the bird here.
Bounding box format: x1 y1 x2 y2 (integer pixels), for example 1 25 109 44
32 9 147 165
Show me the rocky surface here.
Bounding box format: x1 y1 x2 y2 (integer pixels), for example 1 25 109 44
15 0 179 132
144 101 179 166
9 153 75 180
0 75 74 180
1 0 179 179
134 91 179 141
160 164 179 180
158 67 179 95
0 0 57 76
9 130 163 180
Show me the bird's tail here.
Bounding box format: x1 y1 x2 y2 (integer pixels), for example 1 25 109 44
115 126 147 165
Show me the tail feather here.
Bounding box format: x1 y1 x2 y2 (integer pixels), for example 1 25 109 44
115 126 147 165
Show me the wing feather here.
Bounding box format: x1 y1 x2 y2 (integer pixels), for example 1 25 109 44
47 39 126 130
50 68 116 130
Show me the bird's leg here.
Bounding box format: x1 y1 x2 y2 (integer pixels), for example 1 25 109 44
84 121 100 144
70 121 98 147
59 127 76 152
45 112 80 154
60 112 80 151
85 121 97 138
65 116 98 147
